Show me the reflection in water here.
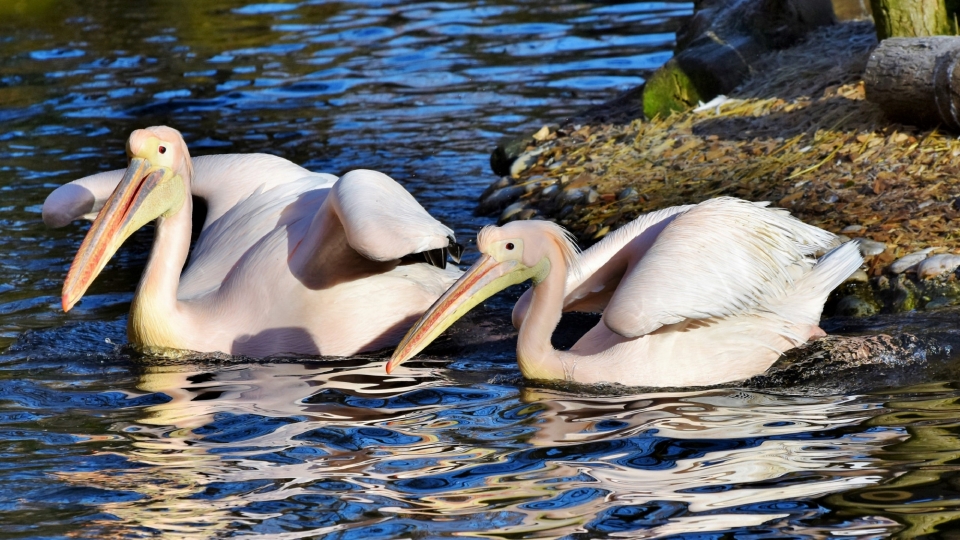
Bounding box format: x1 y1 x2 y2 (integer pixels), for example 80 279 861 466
46 360 900 537
827 383 960 537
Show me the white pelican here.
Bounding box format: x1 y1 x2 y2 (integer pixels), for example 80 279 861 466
43 126 463 357
388 198 863 387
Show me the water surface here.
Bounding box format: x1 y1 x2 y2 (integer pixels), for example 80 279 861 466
2 1 959 538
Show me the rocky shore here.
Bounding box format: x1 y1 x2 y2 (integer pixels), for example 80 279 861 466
481 20 960 318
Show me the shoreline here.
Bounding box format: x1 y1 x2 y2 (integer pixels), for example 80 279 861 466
481 20 960 317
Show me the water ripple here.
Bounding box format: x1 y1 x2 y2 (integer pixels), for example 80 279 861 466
0 0 930 538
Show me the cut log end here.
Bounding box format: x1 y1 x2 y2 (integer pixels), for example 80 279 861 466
865 36 960 130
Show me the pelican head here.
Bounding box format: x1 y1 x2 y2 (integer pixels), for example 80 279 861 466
61 126 191 312
387 220 579 372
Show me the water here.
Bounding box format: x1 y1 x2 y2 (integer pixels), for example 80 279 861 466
1 1 959 537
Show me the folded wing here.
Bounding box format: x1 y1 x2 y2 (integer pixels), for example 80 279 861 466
601 197 840 338
330 169 459 266
511 204 692 327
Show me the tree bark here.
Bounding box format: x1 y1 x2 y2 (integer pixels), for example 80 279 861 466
864 36 960 129
870 0 957 39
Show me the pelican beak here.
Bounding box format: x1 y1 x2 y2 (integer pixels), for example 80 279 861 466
61 157 184 312
387 254 545 373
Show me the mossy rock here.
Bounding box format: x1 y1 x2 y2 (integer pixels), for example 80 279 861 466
642 59 703 120
824 281 881 316
916 272 960 309
877 274 920 312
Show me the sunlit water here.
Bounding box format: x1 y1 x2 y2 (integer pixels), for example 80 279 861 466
1 1 959 538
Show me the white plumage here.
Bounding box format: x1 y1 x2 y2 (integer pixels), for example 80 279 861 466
390 197 862 387
43 126 461 357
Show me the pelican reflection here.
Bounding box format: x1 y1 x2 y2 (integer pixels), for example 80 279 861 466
57 361 903 538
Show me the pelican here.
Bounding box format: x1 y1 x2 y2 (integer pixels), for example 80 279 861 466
388 198 863 387
43 126 463 357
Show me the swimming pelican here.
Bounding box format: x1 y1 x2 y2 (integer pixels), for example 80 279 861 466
388 198 862 387
43 126 463 357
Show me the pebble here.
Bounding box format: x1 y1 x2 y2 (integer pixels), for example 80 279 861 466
887 248 935 274
478 176 512 202
617 187 638 201
841 224 863 234
844 268 869 283
510 146 548 178
585 188 599 204
926 297 955 309
853 238 886 257
561 187 584 205
477 185 525 215
499 202 526 223
517 209 537 220
835 295 877 317
532 125 552 141
916 253 960 279
540 184 559 199
837 234 851 243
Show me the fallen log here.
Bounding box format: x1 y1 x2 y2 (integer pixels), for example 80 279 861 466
864 36 960 130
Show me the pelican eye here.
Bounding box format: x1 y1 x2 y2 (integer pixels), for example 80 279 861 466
158 145 167 154
505 242 515 250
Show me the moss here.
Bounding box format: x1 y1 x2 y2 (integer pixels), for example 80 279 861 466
917 274 960 309
875 274 920 312
641 59 703 120
825 281 882 316
835 295 879 317
825 273 960 316
870 0 957 39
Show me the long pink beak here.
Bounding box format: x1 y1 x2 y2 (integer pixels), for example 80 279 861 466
61 158 163 312
387 255 521 373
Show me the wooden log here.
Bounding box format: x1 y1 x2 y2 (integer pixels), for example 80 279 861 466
869 0 957 39
864 37 960 129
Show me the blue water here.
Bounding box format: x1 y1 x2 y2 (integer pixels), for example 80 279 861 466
1 1 958 538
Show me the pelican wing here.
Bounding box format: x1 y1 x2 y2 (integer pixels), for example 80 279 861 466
42 170 123 228
178 174 336 299
329 169 456 263
190 154 337 228
602 197 839 338
510 204 693 327
563 204 695 311
41 153 335 230
282 169 460 291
